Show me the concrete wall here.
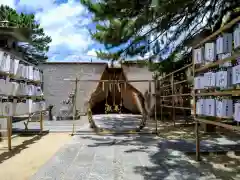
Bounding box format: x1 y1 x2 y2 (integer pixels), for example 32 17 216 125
40 62 107 117
40 62 156 117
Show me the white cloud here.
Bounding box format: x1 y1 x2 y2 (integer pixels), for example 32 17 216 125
86 49 97 57
0 0 97 62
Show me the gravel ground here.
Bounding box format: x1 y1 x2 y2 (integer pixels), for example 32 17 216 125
0 133 71 180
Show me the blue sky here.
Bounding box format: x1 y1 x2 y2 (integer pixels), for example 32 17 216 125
1 0 108 62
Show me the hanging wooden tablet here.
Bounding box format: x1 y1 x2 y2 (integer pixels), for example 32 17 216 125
15 99 21 115
205 42 216 63
216 67 231 89
28 66 34 80
16 64 23 78
234 100 240 122
2 99 13 116
232 64 237 86
216 36 223 54
219 53 232 67
0 50 4 70
9 79 17 96
0 100 2 116
210 69 216 87
216 33 232 54
196 98 201 115
1 53 11 73
206 97 216 117
0 76 6 95
200 98 205 116
216 98 223 118
204 72 210 89
5 77 11 96
225 98 233 118
9 56 15 75
193 48 204 64
26 99 33 113
194 77 200 89
234 27 240 49
233 63 240 86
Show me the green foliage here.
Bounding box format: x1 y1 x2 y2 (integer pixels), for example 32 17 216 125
81 0 240 73
0 5 51 64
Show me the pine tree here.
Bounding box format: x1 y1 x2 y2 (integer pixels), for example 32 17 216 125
0 5 51 64
81 0 240 67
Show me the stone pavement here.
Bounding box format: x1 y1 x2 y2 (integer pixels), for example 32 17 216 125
12 116 91 133
30 133 220 180
28 114 239 180
28 115 209 180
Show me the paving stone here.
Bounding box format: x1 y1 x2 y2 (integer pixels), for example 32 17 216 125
31 114 235 180
62 167 91 180
31 143 81 180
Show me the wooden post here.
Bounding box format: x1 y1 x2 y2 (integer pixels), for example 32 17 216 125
160 79 163 122
40 111 43 133
148 81 151 120
71 77 78 136
195 118 200 161
171 74 175 126
7 116 12 151
154 80 157 134
192 58 200 161
113 81 115 106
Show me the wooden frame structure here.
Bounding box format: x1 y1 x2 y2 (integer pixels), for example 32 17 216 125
152 16 240 161
64 78 157 135
192 16 240 161
0 53 46 151
154 63 193 126
1 110 46 151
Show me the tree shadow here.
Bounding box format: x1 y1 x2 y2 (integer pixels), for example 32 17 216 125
0 131 49 164
80 132 239 179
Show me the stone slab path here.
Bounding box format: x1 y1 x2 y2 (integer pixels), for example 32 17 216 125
29 114 239 180
31 134 220 180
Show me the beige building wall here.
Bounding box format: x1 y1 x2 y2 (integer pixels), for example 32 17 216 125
40 62 156 117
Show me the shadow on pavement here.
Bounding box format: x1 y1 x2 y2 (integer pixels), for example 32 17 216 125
0 131 49 164
80 133 240 179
